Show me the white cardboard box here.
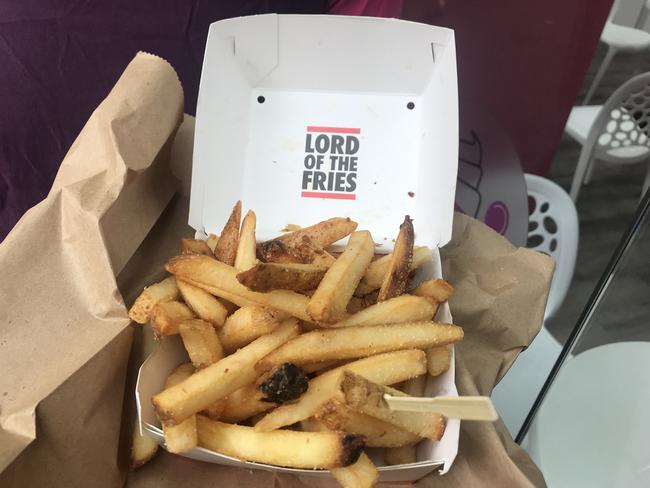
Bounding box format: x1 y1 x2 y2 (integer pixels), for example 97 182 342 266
137 13 459 483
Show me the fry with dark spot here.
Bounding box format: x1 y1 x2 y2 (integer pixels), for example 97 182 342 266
377 216 414 302
237 262 326 292
214 201 241 265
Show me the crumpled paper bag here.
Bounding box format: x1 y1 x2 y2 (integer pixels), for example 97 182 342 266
0 53 553 488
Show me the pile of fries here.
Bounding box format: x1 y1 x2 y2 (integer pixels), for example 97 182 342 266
129 201 463 488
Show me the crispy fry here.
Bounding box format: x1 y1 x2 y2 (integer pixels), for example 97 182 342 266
201 399 226 420
179 319 224 369
218 306 280 353
165 254 312 322
237 262 326 292
256 322 464 372
307 231 374 323
181 238 214 257
255 349 426 432
316 400 421 447
163 363 198 453
153 319 299 424
150 300 195 338
213 200 241 265
413 278 455 305
275 217 358 249
331 452 378 488
130 419 159 469
129 276 179 324
426 345 451 377
177 279 228 326
332 295 436 328
377 216 414 302
384 445 417 465
339 372 445 440
355 246 432 297
257 235 336 266
196 416 364 469
235 210 257 270
206 233 219 253
301 360 347 374
219 383 273 423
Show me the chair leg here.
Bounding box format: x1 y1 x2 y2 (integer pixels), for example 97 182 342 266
583 46 616 105
642 161 650 200
570 148 594 202
584 156 597 184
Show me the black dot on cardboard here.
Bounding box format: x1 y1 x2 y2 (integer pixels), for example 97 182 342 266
407 102 415 110
257 96 265 104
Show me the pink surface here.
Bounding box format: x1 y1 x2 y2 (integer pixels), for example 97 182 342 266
327 0 402 17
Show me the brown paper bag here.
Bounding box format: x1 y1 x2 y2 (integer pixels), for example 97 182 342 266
1 53 553 488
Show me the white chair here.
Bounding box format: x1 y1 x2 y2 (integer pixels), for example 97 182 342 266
567 72 650 202
523 342 650 488
491 174 578 438
583 0 650 105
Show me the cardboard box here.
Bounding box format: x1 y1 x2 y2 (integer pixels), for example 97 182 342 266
137 13 459 483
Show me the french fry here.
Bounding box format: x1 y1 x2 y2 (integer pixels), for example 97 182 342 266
346 296 366 314
377 216 414 302
128 276 179 324
235 210 257 270
150 300 195 337
237 262 326 292
413 278 454 302
256 322 464 372
196 416 365 469
218 298 241 315
257 235 336 266
282 223 302 232
355 246 433 297
201 399 226 420
130 418 159 469
275 217 358 249
331 453 378 488
165 254 312 322
213 200 241 265
181 238 214 257
206 233 219 253
162 363 198 453
301 359 347 374
426 345 451 377
332 295 436 328
218 305 280 353
153 319 299 424
401 374 427 397
255 349 426 432
339 372 445 440
219 383 273 423
384 445 417 465
307 231 374 323
316 400 421 447
177 279 228 326
179 319 224 369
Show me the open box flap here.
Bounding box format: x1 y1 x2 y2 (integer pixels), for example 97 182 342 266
190 14 458 251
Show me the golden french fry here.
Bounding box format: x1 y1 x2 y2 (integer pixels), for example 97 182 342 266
257 235 336 266
163 363 198 453
413 278 455 304
129 276 179 324
307 230 374 323
218 305 280 353
150 300 194 337
235 210 257 271
237 262 326 293
177 279 228 326
401 374 427 397
426 345 451 377
214 200 241 265
275 217 358 249
316 399 421 447
165 254 311 322
130 419 159 469
167 364 226 420
181 238 214 257
219 383 273 424
255 349 426 432
355 246 433 297
331 452 378 488
301 360 347 374
377 216 414 302
332 295 436 328
384 445 417 465
153 319 299 424
206 233 219 253
339 372 445 440
196 416 364 469
256 322 464 372
179 319 224 369
201 399 226 420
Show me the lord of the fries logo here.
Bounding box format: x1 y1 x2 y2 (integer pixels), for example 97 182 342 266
301 126 359 200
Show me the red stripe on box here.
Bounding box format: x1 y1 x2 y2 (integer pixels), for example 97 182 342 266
306 126 361 134
301 191 356 200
